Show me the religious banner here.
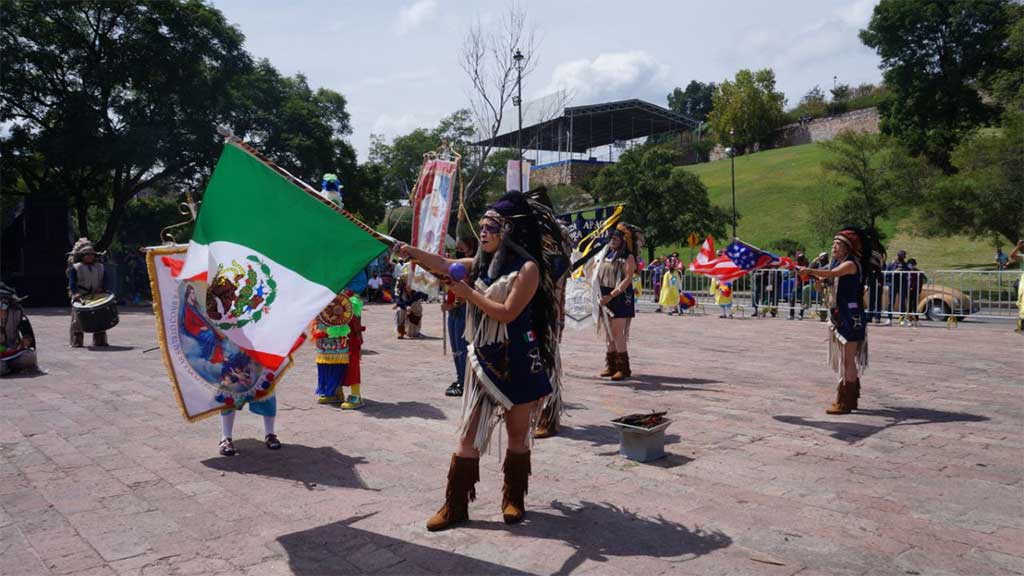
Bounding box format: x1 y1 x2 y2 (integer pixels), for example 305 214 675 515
505 159 530 193
147 245 292 422
409 157 458 295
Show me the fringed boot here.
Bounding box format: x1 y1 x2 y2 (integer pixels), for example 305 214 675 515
501 450 531 525
610 352 630 381
426 454 479 531
599 351 617 378
534 404 559 439
826 380 852 415
849 379 860 411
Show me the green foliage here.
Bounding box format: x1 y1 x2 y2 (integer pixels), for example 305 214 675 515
592 144 729 260
987 2 1024 109
0 0 361 251
846 84 889 112
820 131 933 237
859 0 1014 171
1 0 251 249
707 69 786 152
667 81 715 122
768 238 805 257
911 111 1024 245
683 143 998 268
830 83 851 115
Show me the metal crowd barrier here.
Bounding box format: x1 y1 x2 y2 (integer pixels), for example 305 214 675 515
635 267 1021 323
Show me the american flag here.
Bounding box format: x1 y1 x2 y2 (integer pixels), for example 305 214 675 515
689 237 791 282
725 240 778 271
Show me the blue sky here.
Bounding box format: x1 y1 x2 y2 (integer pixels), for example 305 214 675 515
211 0 883 159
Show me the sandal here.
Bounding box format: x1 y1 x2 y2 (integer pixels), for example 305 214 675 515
265 434 281 450
219 437 236 456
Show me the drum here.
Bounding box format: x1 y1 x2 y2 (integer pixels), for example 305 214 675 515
73 293 119 333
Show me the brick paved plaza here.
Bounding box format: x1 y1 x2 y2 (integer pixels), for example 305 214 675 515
2 305 1022 575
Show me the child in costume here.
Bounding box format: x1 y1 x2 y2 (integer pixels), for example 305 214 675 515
711 278 733 318
312 292 353 404
340 272 367 410
319 173 343 208
658 267 681 314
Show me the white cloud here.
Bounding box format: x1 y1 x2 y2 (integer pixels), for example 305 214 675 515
370 111 440 139
541 50 670 105
394 0 438 35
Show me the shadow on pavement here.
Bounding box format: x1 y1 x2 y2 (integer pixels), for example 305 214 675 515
278 512 533 575
358 400 447 420
471 500 732 575
774 405 990 444
620 374 722 392
86 345 135 352
200 440 375 491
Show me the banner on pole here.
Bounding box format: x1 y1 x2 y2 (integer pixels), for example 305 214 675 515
410 158 458 295
505 159 530 193
147 245 292 422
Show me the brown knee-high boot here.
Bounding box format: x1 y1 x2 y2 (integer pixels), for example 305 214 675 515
501 450 531 525
599 351 616 377
610 352 630 381
826 380 852 415
849 379 860 411
426 454 479 531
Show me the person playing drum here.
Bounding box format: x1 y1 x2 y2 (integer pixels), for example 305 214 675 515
67 238 114 348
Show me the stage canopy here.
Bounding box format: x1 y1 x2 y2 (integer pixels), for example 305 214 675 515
475 99 701 153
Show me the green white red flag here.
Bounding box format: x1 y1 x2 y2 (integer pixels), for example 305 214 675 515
177 142 386 369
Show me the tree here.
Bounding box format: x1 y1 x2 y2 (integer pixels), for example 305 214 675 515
830 83 851 115
667 81 715 122
911 111 1023 245
1 1 363 250
591 145 729 261
820 131 933 236
707 69 786 153
459 4 538 202
0 0 251 249
859 0 1014 171
796 85 828 118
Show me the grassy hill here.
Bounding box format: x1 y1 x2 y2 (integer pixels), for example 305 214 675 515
664 143 997 270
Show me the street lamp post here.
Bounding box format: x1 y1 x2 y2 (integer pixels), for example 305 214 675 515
728 128 736 239
513 48 525 192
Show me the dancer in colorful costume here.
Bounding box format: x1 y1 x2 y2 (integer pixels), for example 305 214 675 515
0 282 38 375
340 272 367 410
398 189 570 531
593 223 642 381
394 274 426 338
797 227 883 414
311 285 365 409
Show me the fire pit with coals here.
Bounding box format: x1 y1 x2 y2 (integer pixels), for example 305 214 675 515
610 411 673 462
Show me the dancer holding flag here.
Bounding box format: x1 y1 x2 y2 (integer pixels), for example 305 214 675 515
797 227 882 414
397 189 570 531
594 223 642 381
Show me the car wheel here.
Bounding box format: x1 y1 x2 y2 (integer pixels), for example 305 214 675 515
925 300 950 322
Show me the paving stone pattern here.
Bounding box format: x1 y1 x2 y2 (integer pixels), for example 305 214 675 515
1 306 1022 575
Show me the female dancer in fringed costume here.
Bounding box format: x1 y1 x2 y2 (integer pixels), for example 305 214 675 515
593 223 642 381
797 227 883 414
398 189 570 531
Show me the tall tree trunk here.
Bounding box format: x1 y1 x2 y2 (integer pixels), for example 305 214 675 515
96 190 129 251
75 192 89 239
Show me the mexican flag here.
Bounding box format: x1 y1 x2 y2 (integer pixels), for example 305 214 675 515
177 142 387 369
